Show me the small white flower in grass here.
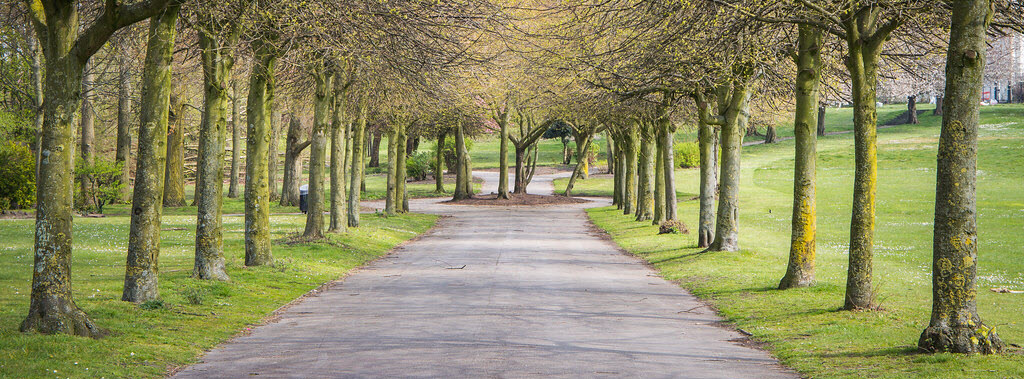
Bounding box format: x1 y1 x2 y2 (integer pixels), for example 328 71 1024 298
130 352 135 356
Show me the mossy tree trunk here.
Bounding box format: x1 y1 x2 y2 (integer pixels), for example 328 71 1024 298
268 104 281 201
368 131 382 168
696 113 718 248
193 26 236 281
563 128 593 198
612 132 624 208
281 114 309 207
434 131 446 193
658 99 678 221
115 51 133 203
907 95 919 124
653 128 665 224
303 68 330 239
124 4 182 302
328 70 348 233
635 123 654 221
918 0 1004 354
243 45 277 266
385 129 397 215
79 69 96 209
622 128 637 215
780 25 823 290
228 78 242 198
162 93 186 207
396 121 409 212
453 119 473 200
347 96 367 228
496 109 511 199
703 79 752 252
817 106 827 136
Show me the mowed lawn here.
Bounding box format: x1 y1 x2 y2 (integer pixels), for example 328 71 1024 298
583 104 1024 378
0 211 437 378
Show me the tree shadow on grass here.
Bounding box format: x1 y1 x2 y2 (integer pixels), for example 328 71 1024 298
816 345 919 359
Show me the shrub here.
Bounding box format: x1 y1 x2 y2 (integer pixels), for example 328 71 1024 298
75 158 125 214
441 137 473 173
674 141 700 169
659 220 690 235
406 151 434 181
0 141 35 210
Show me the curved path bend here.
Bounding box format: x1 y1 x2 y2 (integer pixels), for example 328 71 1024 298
174 172 797 378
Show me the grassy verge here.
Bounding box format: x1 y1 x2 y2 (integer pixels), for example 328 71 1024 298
0 212 437 378
584 104 1024 378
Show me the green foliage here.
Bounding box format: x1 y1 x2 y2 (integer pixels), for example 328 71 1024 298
0 111 35 146
542 120 572 140
674 141 700 168
75 158 126 214
0 141 35 210
139 300 165 310
406 151 433 181
442 136 473 172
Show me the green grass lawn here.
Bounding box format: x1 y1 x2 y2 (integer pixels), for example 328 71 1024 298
582 104 1024 378
0 211 437 378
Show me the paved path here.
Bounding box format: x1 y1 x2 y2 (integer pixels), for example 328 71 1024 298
174 172 797 378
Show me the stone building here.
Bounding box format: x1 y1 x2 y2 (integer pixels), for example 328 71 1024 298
985 33 1024 103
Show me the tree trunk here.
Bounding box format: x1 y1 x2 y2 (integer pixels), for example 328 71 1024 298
281 115 309 206
434 132 446 193
653 129 665 224
764 125 777 144
817 105 827 136
116 51 133 203
303 69 330 239
79 69 96 209
228 78 242 198
347 97 367 228
622 129 637 215
31 36 44 185
497 112 511 199
659 107 678 221
162 94 186 207
574 131 590 179
612 135 623 208
907 95 919 124
397 122 409 212
268 104 281 201
453 120 473 200
919 0 1004 354
243 46 276 266
934 96 943 116
385 129 397 215
563 132 592 197
123 4 181 302
635 126 654 221
193 29 234 281
22 7 101 338
697 116 718 248
843 41 882 310
328 71 348 233
780 25 822 290
708 85 752 252
368 131 382 168
605 132 614 174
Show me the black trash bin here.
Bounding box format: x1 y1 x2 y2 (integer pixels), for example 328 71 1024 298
299 184 309 213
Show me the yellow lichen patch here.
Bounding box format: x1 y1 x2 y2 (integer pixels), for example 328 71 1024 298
962 256 974 267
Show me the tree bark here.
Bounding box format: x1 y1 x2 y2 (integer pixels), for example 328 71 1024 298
385 129 397 215
268 104 281 201
658 104 678 221
347 97 367 228
612 133 624 208
934 96 944 116
281 114 309 206
919 0 1004 354
697 115 718 248
817 105 827 136
843 36 882 310
228 78 242 198
162 94 186 207
653 128 665 224
708 84 752 252
31 36 44 185
780 25 822 290
907 95 919 124
368 131 382 168
193 28 234 281
243 46 276 266
124 4 181 302
764 125 777 144
635 125 654 221
497 110 511 199
605 131 614 174
453 119 473 200
303 69 330 239
563 131 593 197
328 71 348 233
79 69 96 209
434 132 446 193
622 129 637 215
396 122 409 212
116 50 133 203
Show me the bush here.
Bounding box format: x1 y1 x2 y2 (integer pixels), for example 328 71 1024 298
674 141 700 168
0 141 35 210
406 151 434 181
75 158 125 214
659 220 689 235
441 137 473 173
